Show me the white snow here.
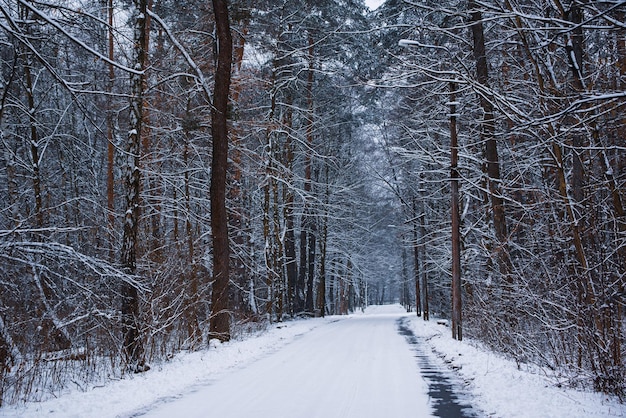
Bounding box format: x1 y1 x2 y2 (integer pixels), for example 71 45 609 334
1 305 624 418
140 306 432 418
407 316 625 418
1 319 332 418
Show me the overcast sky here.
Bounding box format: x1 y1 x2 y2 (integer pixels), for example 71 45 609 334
365 0 385 10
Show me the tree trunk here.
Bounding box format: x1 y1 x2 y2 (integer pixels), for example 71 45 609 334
317 226 327 317
106 0 116 261
209 0 233 342
316 165 330 317
412 198 421 317
297 223 308 314
282 92 298 316
120 0 148 372
183 125 200 346
262 156 273 318
23 53 43 231
420 205 429 321
272 165 284 321
300 33 316 315
450 82 462 341
468 0 511 280
401 247 410 312
305 212 317 314
329 261 336 315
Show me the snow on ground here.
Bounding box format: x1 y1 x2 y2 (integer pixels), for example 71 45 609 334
407 316 625 418
0 318 334 418
1 305 624 418
138 304 432 418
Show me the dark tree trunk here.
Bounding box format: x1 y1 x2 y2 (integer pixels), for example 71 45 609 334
420 207 429 321
284 195 298 314
23 54 43 231
317 233 327 317
449 82 462 341
305 213 316 314
209 0 233 342
262 158 273 318
106 0 116 261
316 166 330 317
298 33 316 315
468 0 511 280
297 224 308 313
183 127 200 345
120 0 148 372
283 93 298 315
401 247 410 312
412 198 421 317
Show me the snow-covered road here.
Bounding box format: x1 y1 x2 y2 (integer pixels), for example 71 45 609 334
4 305 622 418
138 306 433 418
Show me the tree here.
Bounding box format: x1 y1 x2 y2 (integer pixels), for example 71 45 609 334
209 0 233 342
467 0 511 281
389 0 626 395
449 81 462 341
120 0 149 372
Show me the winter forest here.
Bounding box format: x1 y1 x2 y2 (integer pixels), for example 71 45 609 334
0 0 624 407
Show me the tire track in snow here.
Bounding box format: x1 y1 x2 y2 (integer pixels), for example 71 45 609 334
397 316 481 417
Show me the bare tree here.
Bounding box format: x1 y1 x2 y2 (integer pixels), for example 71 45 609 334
209 0 233 342
120 0 148 372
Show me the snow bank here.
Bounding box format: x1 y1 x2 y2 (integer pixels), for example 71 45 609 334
0 318 333 418
408 316 625 418
2 306 623 418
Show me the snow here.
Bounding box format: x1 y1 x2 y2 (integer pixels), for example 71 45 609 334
1 305 624 418
407 316 625 418
139 306 431 418
1 319 333 418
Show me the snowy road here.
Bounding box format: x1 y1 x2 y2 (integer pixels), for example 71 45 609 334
4 305 622 418
137 306 433 418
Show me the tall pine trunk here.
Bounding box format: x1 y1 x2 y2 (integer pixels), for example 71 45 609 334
300 33 316 315
468 0 511 280
412 198 421 317
282 92 298 316
449 82 462 341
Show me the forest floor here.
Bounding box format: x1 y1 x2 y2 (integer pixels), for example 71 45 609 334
1 305 624 418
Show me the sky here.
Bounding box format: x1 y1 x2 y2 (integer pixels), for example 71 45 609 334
365 0 385 10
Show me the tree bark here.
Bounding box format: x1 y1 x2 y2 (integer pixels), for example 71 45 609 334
209 0 233 342
282 92 298 316
262 154 273 318
183 124 200 346
305 211 317 314
412 198 421 316
106 0 116 261
420 205 429 321
450 82 462 341
272 164 284 321
316 165 330 317
468 0 511 280
300 33 316 315
120 0 148 372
